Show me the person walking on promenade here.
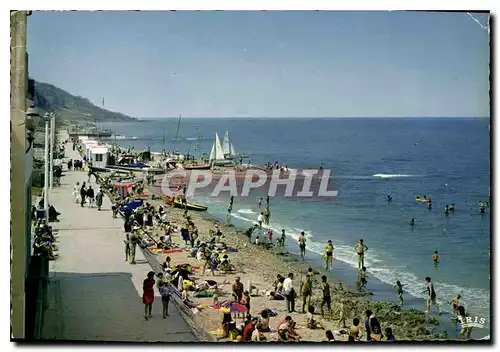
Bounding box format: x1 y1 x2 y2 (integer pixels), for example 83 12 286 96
143 271 156 320
283 273 295 313
298 232 307 260
354 239 368 270
124 220 132 261
86 185 95 208
129 227 139 264
159 281 173 318
73 182 80 204
80 182 87 207
95 189 104 211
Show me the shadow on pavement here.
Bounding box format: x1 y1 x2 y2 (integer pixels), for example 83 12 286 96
40 272 197 343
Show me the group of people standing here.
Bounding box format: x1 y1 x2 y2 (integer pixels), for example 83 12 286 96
73 181 104 210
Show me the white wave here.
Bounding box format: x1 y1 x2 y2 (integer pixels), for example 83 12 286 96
237 208 256 215
226 210 490 319
372 173 415 178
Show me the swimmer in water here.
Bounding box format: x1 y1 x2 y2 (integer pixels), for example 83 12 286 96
444 205 449 215
394 280 406 306
409 218 415 226
449 203 455 212
387 195 392 203
433 251 440 264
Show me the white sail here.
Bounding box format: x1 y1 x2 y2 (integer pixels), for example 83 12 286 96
215 132 225 160
209 141 216 160
222 131 231 155
230 142 236 156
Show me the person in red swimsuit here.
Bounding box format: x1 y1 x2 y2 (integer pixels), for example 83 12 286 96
143 271 156 320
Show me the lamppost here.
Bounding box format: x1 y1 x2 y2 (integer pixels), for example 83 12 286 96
43 112 50 222
49 112 55 188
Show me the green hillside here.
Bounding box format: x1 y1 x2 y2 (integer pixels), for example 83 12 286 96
32 80 137 122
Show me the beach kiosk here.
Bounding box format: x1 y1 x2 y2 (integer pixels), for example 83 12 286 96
89 146 109 169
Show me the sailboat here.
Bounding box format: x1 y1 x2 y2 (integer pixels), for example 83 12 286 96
222 131 238 160
209 132 232 166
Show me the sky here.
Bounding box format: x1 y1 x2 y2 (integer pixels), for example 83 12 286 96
27 11 490 118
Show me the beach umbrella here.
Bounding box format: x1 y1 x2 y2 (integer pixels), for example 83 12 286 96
211 300 247 314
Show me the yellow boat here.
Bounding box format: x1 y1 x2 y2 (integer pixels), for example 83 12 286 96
164 196 208 211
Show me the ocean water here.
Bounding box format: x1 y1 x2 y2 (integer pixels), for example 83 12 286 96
102 117 491 337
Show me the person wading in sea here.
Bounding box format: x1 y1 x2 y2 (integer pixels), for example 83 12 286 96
423 276 441 315
354 239 368 270
298 232 307 260
324 240 334 270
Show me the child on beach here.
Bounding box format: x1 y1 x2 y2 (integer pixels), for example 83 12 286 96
257 213 264 228
433 251 440 265
450 294 461 317
348 318 360 341
266 230 273 246
358 267 368 291
339 298 348 328
394 280 405 305
385 327 396 341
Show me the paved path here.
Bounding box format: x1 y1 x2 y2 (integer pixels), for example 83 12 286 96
41 139 197 342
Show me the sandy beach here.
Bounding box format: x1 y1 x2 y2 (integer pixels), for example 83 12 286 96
103 180 449 342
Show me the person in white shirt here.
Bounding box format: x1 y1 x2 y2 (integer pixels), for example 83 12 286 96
282 273 295 312
257 213 264 228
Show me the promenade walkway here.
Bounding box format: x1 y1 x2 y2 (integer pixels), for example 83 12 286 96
41 139 197 342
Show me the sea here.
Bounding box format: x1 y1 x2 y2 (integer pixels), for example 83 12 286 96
102 117 491 338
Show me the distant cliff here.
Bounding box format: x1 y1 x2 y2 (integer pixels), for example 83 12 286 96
32 80 137 122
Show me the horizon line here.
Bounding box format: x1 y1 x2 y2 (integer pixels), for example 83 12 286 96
131 116 489 119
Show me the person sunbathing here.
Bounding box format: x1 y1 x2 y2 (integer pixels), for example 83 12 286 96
219 255 236 273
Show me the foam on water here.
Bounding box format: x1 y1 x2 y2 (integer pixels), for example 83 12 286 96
237 208 256 215
372 173 417 178
227 208 489 318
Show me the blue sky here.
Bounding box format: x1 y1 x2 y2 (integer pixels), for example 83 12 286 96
27 11 490 118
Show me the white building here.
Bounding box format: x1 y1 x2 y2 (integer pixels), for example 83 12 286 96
89 146 108 168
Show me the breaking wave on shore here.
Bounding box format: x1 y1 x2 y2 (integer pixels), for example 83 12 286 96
227 209 489 319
